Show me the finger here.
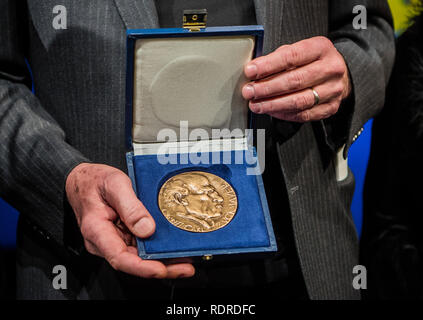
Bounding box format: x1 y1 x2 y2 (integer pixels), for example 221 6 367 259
79 204 120 257
126 247 195 279
244 36 330 80
88 217 168 278
269 100 340 122
116 228 136 247
114 219 137 246
243 60 338 100
165 263 196 279
127 246 138 255
115 243 194 278
111 251 170 278
249 82 341 114
102 172 156 238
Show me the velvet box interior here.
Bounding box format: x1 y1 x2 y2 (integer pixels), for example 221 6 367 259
125 26 277 261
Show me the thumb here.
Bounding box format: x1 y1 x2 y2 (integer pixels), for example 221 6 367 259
102 171 156 238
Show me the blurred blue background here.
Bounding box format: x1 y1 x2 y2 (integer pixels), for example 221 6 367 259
0 200 19 249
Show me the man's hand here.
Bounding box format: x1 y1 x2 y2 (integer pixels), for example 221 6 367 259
65 163 195 279
242 36 351 122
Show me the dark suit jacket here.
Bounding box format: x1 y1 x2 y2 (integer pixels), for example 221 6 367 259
0 0 394 299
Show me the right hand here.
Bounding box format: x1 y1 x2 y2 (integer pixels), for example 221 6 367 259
65 163 195 279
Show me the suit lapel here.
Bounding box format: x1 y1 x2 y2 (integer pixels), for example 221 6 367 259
255 0 328 298
253 0 285 53
113 0 159 29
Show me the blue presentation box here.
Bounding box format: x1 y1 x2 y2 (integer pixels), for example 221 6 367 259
125 26 277 262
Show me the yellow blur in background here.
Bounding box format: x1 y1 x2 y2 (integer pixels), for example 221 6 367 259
388 0 421 33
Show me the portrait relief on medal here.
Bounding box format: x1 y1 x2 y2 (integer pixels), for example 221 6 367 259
158 171 238 233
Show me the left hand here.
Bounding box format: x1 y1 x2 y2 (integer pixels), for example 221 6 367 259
242 36 351 122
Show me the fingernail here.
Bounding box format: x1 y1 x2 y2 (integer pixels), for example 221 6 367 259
250 102 262 113
243 84 255 100
134 217 154 237
245 64 257 78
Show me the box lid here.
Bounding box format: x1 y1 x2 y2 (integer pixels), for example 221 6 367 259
126 26 264 149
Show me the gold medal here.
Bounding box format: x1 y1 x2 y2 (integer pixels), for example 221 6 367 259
158 171 238 233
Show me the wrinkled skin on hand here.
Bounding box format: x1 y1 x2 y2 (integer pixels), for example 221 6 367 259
66 163 195 279
242 36 351 122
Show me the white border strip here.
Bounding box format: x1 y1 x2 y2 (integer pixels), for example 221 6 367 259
133 137 248 156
